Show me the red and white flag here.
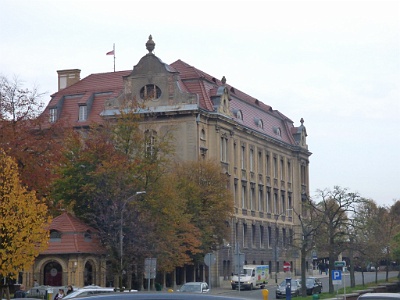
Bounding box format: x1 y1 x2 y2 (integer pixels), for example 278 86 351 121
106 50 114 56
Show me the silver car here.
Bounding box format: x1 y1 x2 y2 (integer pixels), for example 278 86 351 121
177 282 209 293
275 279 301 299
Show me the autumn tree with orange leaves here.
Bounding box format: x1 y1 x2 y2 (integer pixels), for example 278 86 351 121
0 149 51 297
0 75 64 202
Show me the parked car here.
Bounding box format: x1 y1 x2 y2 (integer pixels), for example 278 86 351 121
358 293 400 299
367 263 377 272
62 286 120 299
275 279 301 298
300 277 323 295
177 282 209 293
66 293 249 299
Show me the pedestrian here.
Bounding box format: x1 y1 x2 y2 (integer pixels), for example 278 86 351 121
325 262 329 275
67 285 73 295
54 288 65 300
14 284 27 298
33 279 39 287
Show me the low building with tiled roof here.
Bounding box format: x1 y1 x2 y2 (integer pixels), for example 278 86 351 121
24 213 107 288
39 35 311 289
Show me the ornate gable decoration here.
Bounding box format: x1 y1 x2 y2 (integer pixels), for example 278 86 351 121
104 35 197 114
216 76 232 117
293 118 308 149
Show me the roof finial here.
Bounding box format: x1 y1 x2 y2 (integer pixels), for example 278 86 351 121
146 35 155 54
300 118 304 125
221 76 226 85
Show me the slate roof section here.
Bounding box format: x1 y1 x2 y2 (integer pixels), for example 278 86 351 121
42 212 106 255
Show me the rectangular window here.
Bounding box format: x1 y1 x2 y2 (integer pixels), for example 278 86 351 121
49 108 57 123
145 131 156 157
234 182 238 206
241 145 246 169
250 148 254 172
273 157 277 178
241 185 246 208
233 143 237 167
280 158 284 180
220 136 228 162
250 186 255 211
258 186 263 212
274 192 278 214
260 225 264 248
301 165 306 185
281 193 285 214
268 226 272 248
79 105 87 121
258 151 263 173
252 224 256 247
266 154 270 176
266 190 271 213
243 224 248 248
287 161 292 183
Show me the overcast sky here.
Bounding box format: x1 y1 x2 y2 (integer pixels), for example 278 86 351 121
1 0 399 206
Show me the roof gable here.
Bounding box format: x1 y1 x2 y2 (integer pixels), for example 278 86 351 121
42 212 106 255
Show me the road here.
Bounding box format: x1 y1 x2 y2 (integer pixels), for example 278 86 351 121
210 271 399 299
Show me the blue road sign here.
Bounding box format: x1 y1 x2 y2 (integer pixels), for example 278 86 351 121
332 270 342 280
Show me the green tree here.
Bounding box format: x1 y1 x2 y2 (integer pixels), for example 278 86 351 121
0 149 50 298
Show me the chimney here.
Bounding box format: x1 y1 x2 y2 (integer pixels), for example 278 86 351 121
57 69 81 91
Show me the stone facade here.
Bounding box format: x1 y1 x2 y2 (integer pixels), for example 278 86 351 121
40 35 312 288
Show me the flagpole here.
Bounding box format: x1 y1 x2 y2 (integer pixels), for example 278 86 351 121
113 43 115 72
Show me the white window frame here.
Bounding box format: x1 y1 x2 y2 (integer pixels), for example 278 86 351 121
79 105 87 121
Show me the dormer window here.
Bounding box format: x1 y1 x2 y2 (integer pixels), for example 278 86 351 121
79 105 87 121
50 230 62 242
234 109 243 120
49 108 57 123
84 230 92 242
273 127 281 137
254 118 263 129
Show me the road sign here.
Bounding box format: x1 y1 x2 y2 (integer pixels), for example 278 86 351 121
312 250 317 259
334 261 346 267
204 253 216 266
332 270 342 285
144 258 157 279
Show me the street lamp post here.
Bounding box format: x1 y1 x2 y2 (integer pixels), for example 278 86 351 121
120 191 146 290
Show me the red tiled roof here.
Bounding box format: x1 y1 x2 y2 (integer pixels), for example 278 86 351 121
44 55 300 146
42 212 106 255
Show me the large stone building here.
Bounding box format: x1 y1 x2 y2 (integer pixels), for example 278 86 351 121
42 35 311 287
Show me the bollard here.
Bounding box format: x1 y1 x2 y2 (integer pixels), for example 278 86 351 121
262 288 269 300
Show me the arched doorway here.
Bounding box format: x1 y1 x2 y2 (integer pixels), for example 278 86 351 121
44 261 63 286
84 261 95 286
